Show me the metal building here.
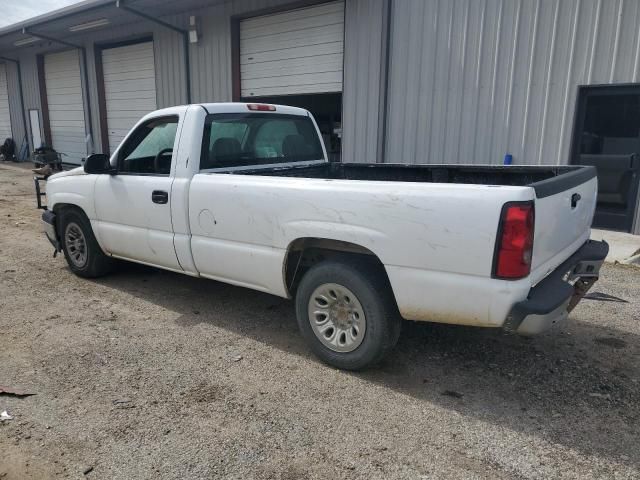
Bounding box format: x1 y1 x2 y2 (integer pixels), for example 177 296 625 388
0 0 639 233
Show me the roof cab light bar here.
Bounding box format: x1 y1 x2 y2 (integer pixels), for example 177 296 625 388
247 104 276 112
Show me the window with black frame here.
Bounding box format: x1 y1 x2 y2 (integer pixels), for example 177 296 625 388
572 86 640 232
199 113 324 170
579 94 640 156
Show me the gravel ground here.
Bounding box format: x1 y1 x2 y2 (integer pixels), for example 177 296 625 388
0 161 639 480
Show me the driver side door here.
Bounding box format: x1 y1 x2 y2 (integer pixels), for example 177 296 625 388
94 115 182 271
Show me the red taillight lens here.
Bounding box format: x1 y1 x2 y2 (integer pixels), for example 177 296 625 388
493 202 535 279
247 103 276 111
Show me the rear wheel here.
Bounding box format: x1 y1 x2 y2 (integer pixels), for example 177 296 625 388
59 209 113 278
295 261 401 370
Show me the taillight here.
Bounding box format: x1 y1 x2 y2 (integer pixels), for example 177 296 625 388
247 103 276 111
493 201 535 280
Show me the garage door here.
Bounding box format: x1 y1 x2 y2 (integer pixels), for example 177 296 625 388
102 42 157 153
240 1 344 97
0 64 11 143
44 50 87 165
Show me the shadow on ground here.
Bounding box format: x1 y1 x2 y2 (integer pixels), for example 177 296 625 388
95 262 639 467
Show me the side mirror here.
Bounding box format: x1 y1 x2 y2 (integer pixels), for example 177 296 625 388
84 154 113 174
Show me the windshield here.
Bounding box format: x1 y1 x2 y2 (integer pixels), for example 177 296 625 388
200 113 324 169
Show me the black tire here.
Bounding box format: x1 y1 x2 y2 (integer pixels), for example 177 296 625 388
295 260 401 370
59 208 113 278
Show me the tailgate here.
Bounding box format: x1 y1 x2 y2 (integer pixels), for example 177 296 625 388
529 167 598 285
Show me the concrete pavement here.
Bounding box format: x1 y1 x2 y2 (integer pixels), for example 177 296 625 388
592 229 640 265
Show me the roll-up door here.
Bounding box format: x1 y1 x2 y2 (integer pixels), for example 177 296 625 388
240 1 344 97
0 63 11 143
102 41 157 153
44 50 87 165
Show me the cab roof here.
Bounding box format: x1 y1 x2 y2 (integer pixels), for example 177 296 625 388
198 102 311 116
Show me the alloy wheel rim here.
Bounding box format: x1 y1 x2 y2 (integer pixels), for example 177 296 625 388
65 222 88 268
308 283 366 353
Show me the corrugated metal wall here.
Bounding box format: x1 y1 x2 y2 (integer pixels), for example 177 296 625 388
342 0 388 163
385 0 640 166
154 22 187 109
4 55 41 153
4 62 23 149
0 63 14 141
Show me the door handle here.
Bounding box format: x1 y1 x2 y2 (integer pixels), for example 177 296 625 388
152 190 169 204
571 193 581 208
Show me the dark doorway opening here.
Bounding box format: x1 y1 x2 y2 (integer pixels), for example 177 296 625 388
240 93 342 162
571 85 640 232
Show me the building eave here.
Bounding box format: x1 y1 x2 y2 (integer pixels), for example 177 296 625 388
0 0 115 38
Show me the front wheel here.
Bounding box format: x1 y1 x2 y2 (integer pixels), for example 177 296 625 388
295 261 401 370
59 208 113 278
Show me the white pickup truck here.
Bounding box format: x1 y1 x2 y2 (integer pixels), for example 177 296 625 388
37 103 608 370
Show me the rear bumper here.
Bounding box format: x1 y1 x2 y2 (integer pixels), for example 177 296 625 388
504 240 609 335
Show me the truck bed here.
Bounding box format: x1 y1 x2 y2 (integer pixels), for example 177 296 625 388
231 163 595 198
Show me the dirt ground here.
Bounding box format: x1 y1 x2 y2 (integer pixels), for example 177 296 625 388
0 161 639 480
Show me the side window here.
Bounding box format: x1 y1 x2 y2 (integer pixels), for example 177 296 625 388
118 116 178 175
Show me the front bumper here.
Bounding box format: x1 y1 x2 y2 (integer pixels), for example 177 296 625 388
42 210 60 251
504 240 609 335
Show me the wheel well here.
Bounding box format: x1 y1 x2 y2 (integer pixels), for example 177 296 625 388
52 204 87 236
284 238 389 296
53 203 85 215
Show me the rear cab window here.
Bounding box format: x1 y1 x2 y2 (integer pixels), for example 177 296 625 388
199 113 324 170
